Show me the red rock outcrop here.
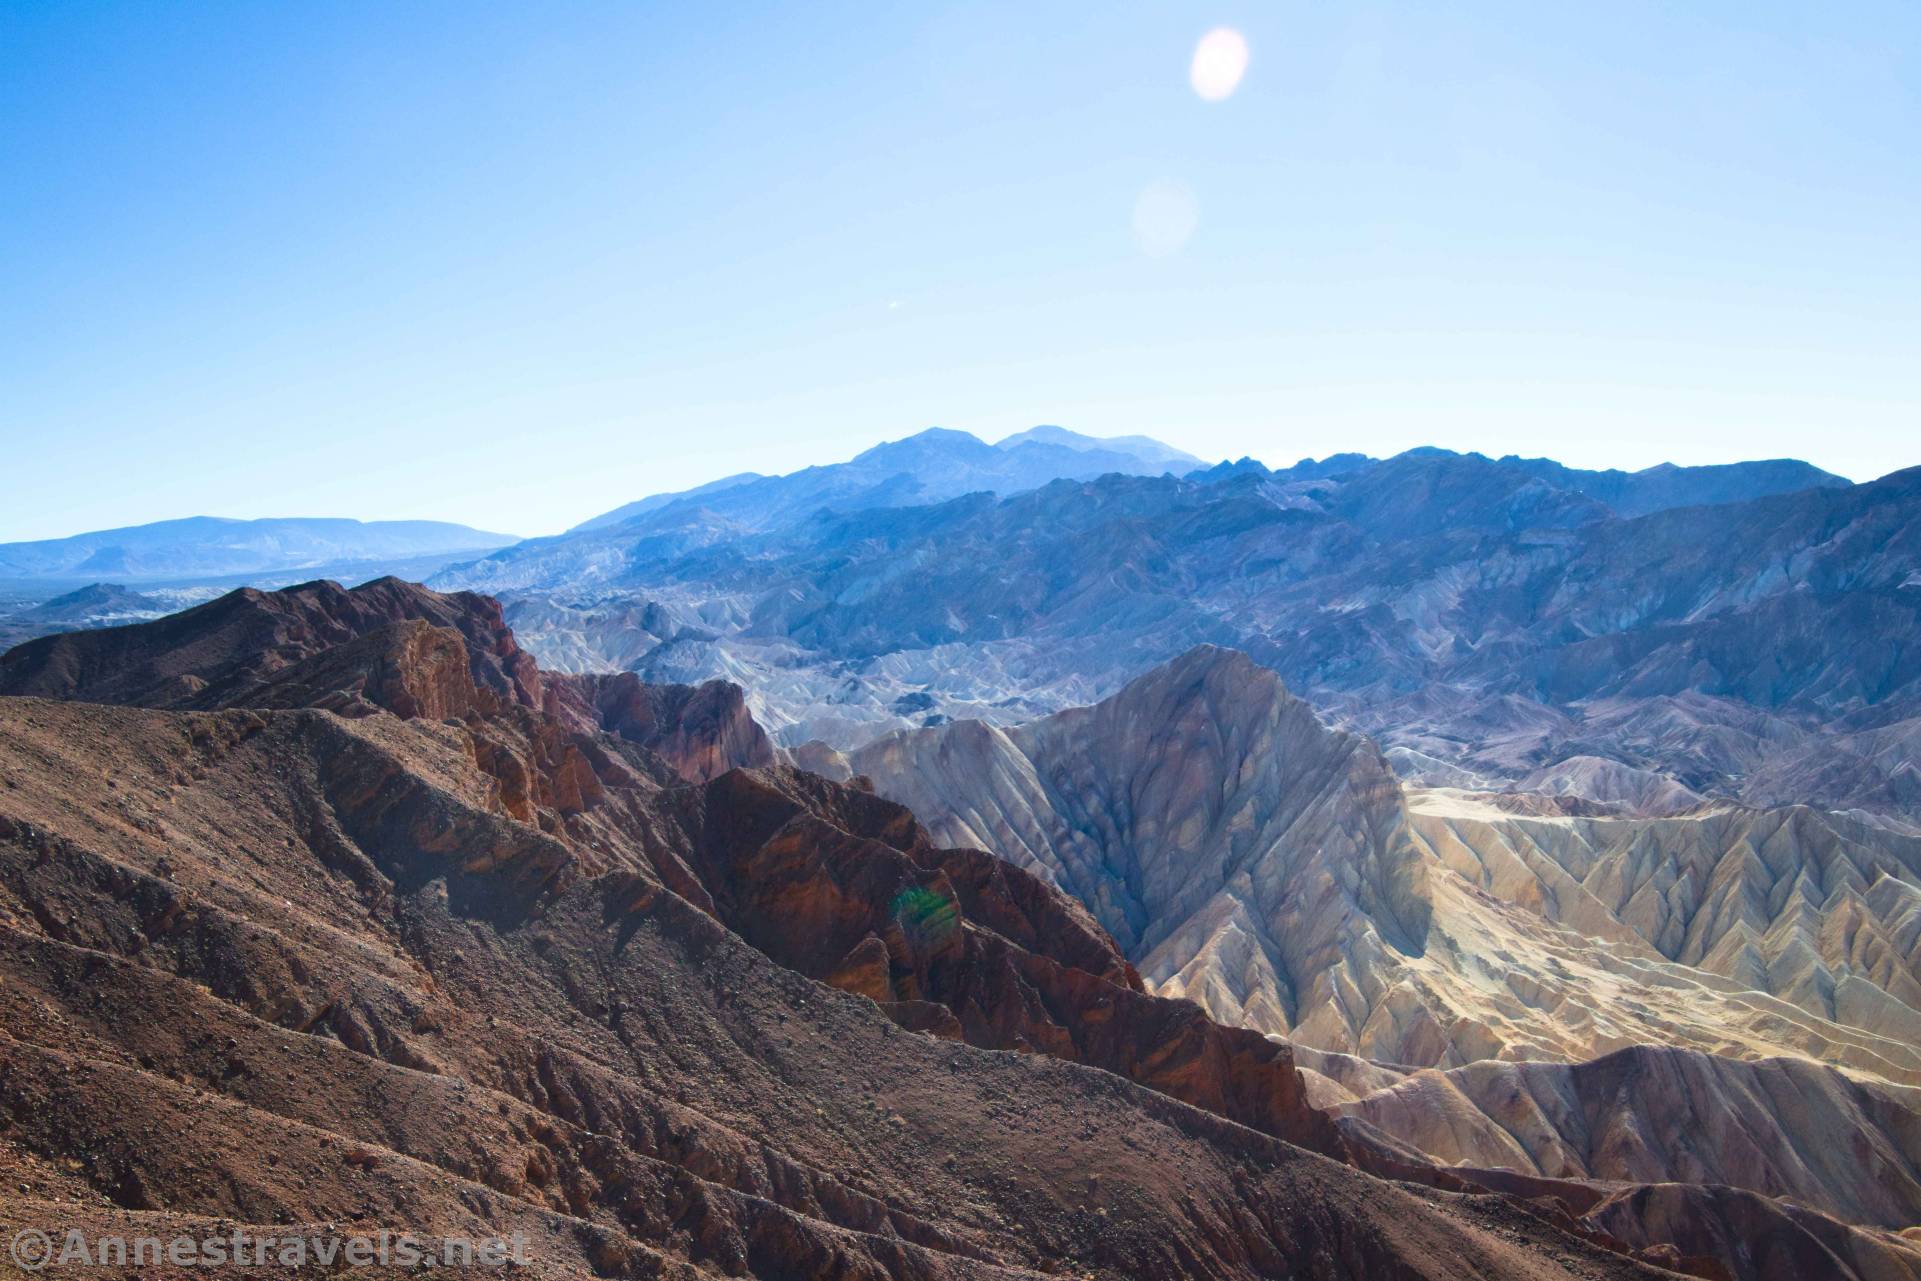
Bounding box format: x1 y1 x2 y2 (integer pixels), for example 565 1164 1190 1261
564 671 776 783
0 575 545 713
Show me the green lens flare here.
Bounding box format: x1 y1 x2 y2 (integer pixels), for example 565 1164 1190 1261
891 885 959 944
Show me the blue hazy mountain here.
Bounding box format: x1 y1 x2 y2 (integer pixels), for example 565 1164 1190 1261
996 424 1205 471
569 428 1207 536
0 515 518 581
445 435 1849 597
569 472 767 533
437 443 1909 816
1190 448 1847 516
566 426 1201 536
467 426 1205 589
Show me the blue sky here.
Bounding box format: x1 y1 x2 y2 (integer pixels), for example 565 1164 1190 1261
3 1 1917 540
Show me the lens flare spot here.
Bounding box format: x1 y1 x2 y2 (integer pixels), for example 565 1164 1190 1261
892 885 959 945
1132 180 1199 257
1189 27 1249 102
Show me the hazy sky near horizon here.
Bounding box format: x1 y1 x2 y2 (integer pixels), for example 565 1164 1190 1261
3 2 1918 541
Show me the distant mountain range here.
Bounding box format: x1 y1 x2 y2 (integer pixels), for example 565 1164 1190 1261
1 432 1900 814
460 427 1207 589
1201 446 1848 518
998 423 1206 470
0 515 516 582
441 429 1847 595
0 431 1844 593
417 437 1915 825
570 425 1206 534
569 471 768 533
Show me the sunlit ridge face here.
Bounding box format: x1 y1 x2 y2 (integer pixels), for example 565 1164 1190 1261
1189 27 1249 102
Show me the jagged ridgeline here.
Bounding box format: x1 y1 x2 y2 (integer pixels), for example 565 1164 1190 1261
429 444 1918 834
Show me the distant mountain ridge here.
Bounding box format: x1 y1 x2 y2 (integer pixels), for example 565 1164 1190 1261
7 437 1848 588
570 424 1200 534
997 424 1206 470
435 444 1907 819
1490 453 1850 517
3 434 1886 815
441 436 1850 599
0 515 517 581
568 472 765 533
1198 447 1849 517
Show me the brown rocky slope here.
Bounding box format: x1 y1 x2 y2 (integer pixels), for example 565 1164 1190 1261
0 580 1910 1280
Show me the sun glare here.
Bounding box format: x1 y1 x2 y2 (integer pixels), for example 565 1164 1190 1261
1189 27 1249 102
